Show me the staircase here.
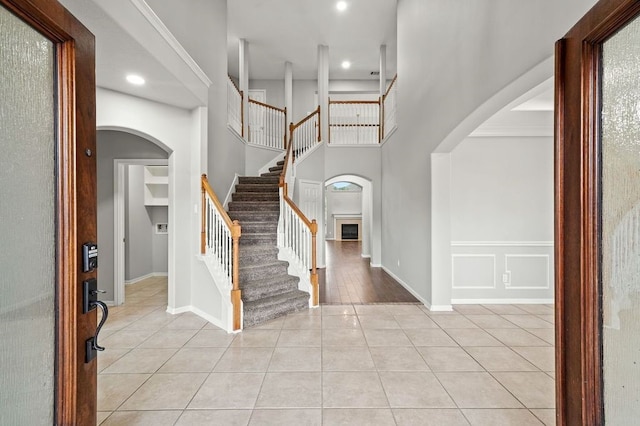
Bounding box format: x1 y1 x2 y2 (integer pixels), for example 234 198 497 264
227 160 310 328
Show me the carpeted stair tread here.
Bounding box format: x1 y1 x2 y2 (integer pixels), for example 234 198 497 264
229 211 280 222
228 201 280 212
241 275 300 302
235 183 279 193
232 192 280 202
242 290 309 328
238 176 279 184
239 245 279 263
240 260 290 282
240 221 278 233
224 171 310 329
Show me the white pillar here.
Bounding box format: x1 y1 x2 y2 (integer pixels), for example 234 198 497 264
317 45 329 142
379 44 387 99
239 38 249 139
285 61 293 126
431 153 453 311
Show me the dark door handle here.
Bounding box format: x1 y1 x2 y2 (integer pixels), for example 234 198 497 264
89 299 108 351
83 279 109 363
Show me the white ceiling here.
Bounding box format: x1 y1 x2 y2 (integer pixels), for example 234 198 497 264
227 0 397 80
57 0 397 111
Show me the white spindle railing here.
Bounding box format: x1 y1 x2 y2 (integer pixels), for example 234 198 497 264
248 99 286 150
329 100 380 145
276 113 320 307
382 75 398 139
227 76 243 137
290 106 321 159
280 195 314 273
201 174 242 330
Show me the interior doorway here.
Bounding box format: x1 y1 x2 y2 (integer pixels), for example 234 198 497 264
113 159 169 306
95 129 170 307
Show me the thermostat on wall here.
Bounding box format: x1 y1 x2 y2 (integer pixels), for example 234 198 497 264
156 223 168 234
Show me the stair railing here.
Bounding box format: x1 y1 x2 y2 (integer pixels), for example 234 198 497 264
289 106 321 160
227 75 244 137
329 100 381 144
382 74 398 139
276 112 321 306
248 99 287 150
201 174 242 330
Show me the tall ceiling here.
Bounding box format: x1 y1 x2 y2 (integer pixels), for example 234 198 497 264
227 0 397 80
57 0 397 110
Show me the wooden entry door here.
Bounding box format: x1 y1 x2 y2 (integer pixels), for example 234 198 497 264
0 0 96 424
556 0 640 423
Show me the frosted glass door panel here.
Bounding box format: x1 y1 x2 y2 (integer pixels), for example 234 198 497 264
601 13 640 424
0 4 56 425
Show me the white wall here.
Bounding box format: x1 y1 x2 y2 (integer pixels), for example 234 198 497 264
96 130 168 301
150 206 169 274
382 0 597 307
450 135 554 302
250 79 285 109
146 0 245 200
125 165 153 281
97 88 220 320
123 165 169 282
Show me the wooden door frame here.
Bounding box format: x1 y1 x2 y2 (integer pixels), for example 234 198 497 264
555 0 640 424
0 0 96 424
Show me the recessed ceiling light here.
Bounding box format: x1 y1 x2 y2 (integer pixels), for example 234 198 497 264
336 1 347 12
126 74 145 85
341 60 351 69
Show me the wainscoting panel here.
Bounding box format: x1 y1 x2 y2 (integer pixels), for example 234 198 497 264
504 254 550 290
451 242 554 302
452 255 496 289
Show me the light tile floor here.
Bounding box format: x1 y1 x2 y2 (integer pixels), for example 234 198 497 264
98 278 555 425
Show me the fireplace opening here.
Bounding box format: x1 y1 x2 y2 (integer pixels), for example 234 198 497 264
342 224 358 240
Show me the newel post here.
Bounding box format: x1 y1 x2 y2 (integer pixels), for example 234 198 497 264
231 220 242 330
310 219 319 306
200 174 206 254
283 106 288 150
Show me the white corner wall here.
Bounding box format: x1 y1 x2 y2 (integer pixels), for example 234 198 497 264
449 135 554 303
383 0 598 307
97 88 226 324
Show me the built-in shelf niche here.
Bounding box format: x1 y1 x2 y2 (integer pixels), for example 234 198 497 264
144 165 168 206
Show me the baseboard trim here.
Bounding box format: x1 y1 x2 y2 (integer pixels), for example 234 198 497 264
361 253 371 259
166 305 235 333
125 272 166 285
451 298 554 305
381 265 430 308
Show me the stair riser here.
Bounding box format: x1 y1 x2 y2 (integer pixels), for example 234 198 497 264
235 184 279 193
238 177 279 185
240 235 277 246
239 252 279 264
232 193 279 202
241 222 278 233
240 262 289 282
269 166 284 172
243 293 309 328
242 279 300 302
228 202 279 212
260 171 281 177
229 212 279 222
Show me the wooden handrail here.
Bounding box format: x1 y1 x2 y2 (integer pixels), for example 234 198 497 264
227 74 241 94
292 105 321 130
248 98 286 113
329 100 381 105
201 174 234 232
283 193 313 228
383 74 398 101
201 173 242 330
329 123 380 127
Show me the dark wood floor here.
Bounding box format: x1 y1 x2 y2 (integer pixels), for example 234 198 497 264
318 241 420 305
